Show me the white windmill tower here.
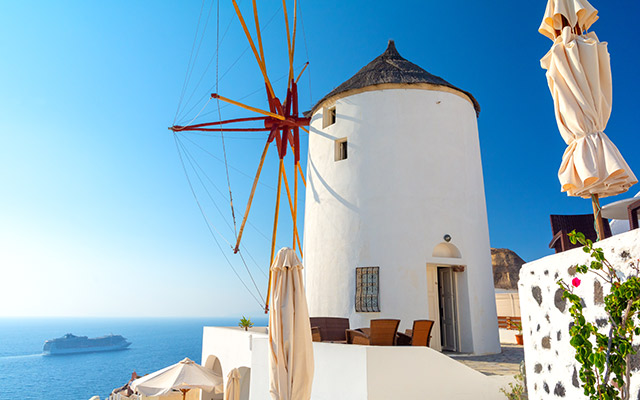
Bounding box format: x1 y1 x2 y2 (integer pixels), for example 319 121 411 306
303 40 499 354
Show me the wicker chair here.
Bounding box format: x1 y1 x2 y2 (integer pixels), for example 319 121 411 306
309 317 350 343
346 329 369 345
549 214 612 253
396 320 434 346
346 319 400 346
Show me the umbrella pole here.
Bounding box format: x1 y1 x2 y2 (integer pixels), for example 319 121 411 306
591 194 605 241
181 389 188 400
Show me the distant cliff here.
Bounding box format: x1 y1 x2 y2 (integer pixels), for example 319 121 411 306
491 248 526 290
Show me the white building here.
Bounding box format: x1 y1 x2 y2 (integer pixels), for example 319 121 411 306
200 41 504 400
303 40 499 354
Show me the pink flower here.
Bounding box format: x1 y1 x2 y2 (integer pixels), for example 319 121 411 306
572 277 581 287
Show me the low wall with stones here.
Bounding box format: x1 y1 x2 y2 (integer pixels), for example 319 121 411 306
518 229 640 399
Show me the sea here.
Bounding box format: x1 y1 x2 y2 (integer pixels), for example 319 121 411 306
0 317 267 400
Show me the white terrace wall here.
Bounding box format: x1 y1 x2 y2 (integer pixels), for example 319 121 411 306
201 326 513 400
519 229 640 399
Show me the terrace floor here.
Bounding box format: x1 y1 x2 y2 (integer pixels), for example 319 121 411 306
447 344 524 376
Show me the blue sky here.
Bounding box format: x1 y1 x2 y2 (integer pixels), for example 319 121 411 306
1 0 638 317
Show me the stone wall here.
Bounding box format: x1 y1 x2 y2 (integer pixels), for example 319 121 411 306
518 229 640 399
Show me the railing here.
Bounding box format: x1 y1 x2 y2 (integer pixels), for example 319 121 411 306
497 316 521 330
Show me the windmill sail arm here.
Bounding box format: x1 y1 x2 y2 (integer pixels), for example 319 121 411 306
282 0 294 83
170 117 269 132
231 0 276 99
174 127 271 132
233 137 272 253
212 93 285 121
295 62 308 84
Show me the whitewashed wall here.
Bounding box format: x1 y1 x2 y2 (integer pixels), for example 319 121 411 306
519 229 640 399
201 326 267 400
303 87 499 354
200 327 513 400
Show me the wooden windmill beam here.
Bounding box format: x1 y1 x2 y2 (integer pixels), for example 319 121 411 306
265 158 285 313
282 0 294 83
295 62 309 84
297 162 306 187
233 137 272 254
293 157 299 251
291 81 300 161
297 126 309 186
252 0 266 72
211 94 285 121
172 127 271 132
291 76 300 252
292 0 297 66
281 164 303 255
170 116 268 132
231 0 276 99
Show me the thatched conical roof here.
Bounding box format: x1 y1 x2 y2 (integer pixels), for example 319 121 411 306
309 40 480 116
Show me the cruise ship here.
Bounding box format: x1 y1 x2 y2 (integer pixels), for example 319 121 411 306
43 333 131 355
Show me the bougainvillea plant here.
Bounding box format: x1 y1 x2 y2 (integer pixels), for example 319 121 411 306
558 231 640 400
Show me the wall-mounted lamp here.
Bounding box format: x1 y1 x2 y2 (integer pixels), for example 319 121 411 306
443 234 452 242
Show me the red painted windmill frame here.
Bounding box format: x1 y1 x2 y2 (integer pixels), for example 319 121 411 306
169 0 309 312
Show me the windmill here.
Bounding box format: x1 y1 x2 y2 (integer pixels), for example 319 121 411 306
170 1 310 312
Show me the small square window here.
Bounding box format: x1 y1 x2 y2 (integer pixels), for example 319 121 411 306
355 266 380 312
323 106 336 128
335 138 347 161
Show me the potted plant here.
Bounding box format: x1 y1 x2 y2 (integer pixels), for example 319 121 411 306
238 316 254 331
509 320 524 345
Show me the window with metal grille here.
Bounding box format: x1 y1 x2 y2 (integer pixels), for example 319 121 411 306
355 266 380 312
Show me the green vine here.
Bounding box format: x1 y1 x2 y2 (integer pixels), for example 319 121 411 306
500 361 527 399
558 231 640 400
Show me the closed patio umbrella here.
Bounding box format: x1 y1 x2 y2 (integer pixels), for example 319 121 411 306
131 358 222 400
268 247 314 400
539 0 636 237
539 0 598 40
224 368 241 400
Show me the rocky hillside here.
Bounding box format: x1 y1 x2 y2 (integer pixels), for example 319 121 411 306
491 248 526 290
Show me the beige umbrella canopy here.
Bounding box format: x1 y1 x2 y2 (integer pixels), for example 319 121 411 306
539 0 598 40
268 248 314 400
539 0 637 236
224 368 241 400
131 358 223 400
